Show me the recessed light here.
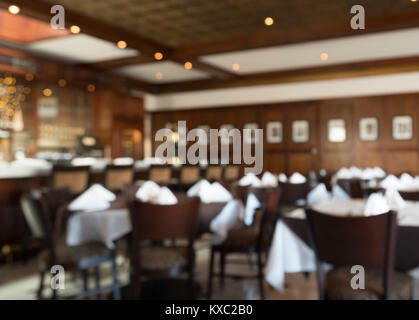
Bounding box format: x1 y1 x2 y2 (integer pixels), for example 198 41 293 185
154 52 163 60
264 17 274 26
320 53 329 61
24 74 34 81
232 63 240 71
58 79 67 87
117 40 127 49
411 0 417 2
155 72 163 80
87 84 96 92
8 5 20 15
70 25 81 34
184 61 193 70
43 88 52 97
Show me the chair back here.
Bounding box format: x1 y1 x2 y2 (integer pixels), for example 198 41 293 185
231 184 250 203
205 165 223 182
306 209 398 299
129 197 201 242
336 178 364 198
223 165 240 182
51 165 90 195
278 181 310 205
399 190 419 201
149 165 172 185
179 166 201 185
105 164 134 192
256 189 280 250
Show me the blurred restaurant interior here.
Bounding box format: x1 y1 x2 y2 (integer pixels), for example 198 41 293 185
2 0 419 301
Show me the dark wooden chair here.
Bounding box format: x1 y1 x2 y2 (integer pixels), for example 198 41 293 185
306 209 412 300
129 196 201 300
51 165 90 196
104 164 134 193
223 165 241 182
20 189 121 300
148 165 172 186
399 190 419 201
336 178 364 198
205 165 223 182
207 189 280 300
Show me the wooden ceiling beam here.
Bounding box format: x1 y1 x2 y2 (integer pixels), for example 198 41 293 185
152 56 419 94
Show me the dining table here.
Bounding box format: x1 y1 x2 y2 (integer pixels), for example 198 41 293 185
265 198 419 295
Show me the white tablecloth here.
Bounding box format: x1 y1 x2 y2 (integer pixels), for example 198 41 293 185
265 199 419 291
66 208 132 248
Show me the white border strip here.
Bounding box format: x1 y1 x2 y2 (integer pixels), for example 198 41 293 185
145 72 419 111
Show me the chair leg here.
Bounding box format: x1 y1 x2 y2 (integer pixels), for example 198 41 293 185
257 252 265 300
111 257 121 300
207 248 215 299
219 252 226 289
82 269 89 299
94 266 101 299
37 270 45 300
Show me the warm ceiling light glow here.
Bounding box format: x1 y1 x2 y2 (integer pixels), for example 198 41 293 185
117 40 127 49
25 74 34 81
8 5 20 15
320 53 329 61
264 17 274 26
43 88 52 97
155 72 163 80
411 0 417 2
87 84 96 92
184 61 193 70
70 25 81 34
154 52 163 60
232 63 240 71
58 79 67 87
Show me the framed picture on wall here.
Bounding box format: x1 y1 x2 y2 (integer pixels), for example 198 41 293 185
359 117 378 141
392 115 413 140
266 121 283 143
197 125 210 145
327 119 346 142
292 120 309 143
243 122 259 144
219 124 234 145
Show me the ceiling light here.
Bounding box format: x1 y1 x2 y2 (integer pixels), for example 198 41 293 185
155 72 163 80
117 40 127 49
70 25 81 34
43 88 52 97
232 63 240 71
184 61 193 70
8 5 20 15
154 52 163 60
24 74 34 81
58 79 67 87
87 84 96 92
264 17 274 26
411 0 417 2
320 53 329 61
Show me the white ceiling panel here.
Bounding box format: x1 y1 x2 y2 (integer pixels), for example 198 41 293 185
200 28 419 74
28 34 138 63
116 61 211 83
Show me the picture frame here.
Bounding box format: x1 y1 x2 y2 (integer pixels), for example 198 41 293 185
243 122 259 144
219 124 234 145
392 115 413 141
292 120 309 143
359 117 378 141
266 121 283 144
327 119 346 143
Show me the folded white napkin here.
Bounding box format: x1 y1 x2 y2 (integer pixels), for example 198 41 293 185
288 172 307 184
336 167 352 179
361 168 376 180
239 173 262 187
200 182 233 203
331 184 350 200
349 166 363 179
372 167 386 178
244 193 262 226
186 179 211 197
380 174 401 190
113 157 134 165
69 184 116 212
399 173 415 190
364 193 390 216
278 173 288 183
307 183 332 205
136 180 178 205
261 171 278 187
210 199 244 241
385 189 407 211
